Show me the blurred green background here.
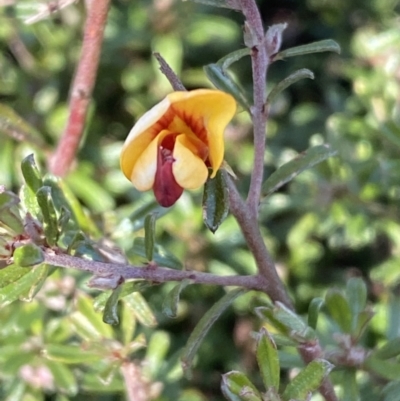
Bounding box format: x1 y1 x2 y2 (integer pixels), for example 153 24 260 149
1 0 400 400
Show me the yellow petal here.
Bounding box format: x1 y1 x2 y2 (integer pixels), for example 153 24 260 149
130 130 171 191
167 89 236 177
172 135 209 189
120 96 171 179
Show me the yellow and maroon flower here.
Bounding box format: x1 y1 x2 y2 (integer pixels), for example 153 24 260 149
120 89 236 207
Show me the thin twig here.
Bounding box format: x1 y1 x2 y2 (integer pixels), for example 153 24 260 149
226 176 292 307
49 0 111 176
153 52 186 91
240 0 269 219
43 250 272 292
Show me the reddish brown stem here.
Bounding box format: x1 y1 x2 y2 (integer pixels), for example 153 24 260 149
49 0 111 176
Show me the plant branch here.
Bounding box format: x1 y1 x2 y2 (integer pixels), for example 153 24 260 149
226 176 292 307
49 0 111 177
240 1 269 219
43 250 271 292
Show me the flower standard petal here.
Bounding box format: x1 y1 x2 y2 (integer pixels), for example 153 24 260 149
167 89 236 177
120 96 171 180
172 135 209 189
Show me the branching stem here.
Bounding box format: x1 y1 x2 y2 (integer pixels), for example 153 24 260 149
49 0 111 176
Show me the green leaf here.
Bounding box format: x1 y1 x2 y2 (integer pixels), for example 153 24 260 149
262 145 337 197
133 237 182 269
379 121 400 149
221 371 262 401
0 188 24 234
365 356 400 381
185 0 241 10
70 294 113 340
267 69 314 105
373 337 400 360
382 381 400 401
346 277 367 334
0 103 45 147
103 285 122 325
120 301 137 346
162 279 191 318
217 48 251 70
282 359 333 401
272 302 311 337
124 292 157 328
340 369 359 401
144 213 157 261
0 264 30 288
204 64 250 111
325 289 352 333
21 154 43 193
181 288 245 377
202 169 230 233
43 344 102 364
256 328 280 391
274 39 341 61
308 297 324 330
93 280 151 311
13 243 44 267
45 360 78 395
144 331 171 378
36 186 59 246
0 264 49 306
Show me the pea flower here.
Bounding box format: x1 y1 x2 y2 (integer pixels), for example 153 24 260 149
120 89 236 207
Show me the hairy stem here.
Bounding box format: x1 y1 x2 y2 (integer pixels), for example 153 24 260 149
49 0 111 176
43 250 271 292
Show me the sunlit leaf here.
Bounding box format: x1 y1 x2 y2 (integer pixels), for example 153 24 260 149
262 145 337 197
274 39 341 61
282 359 333 401
181 288 245 377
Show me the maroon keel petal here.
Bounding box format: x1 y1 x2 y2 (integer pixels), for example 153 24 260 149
153 145 184 207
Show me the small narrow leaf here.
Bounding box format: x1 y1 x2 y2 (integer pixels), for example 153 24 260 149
217 48 251 70
325 289 352 333
36 186 59 246
181 288 245 377
221 371 262 401
202 169 230 233
46 360 78 395
274 39 341 61
21 154 43 193
373 338 400 360
71 294 113 340
308 297 324 330
185 0 241 10
365 356 400 381
346 277 367 334
43 344 102 364
13 243 44 267
124 292 157 328
93 280 151 311
0 264 49 306
204 64 250 111
282 359 333 401
256 328 280 391
267 69 314 105
103 285 123 325
0 188 24 234
262 145 337 197
133 237 182 269
144 213 157 261
162 279 191 318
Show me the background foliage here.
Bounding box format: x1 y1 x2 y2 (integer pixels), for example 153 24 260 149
1 0 400 400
